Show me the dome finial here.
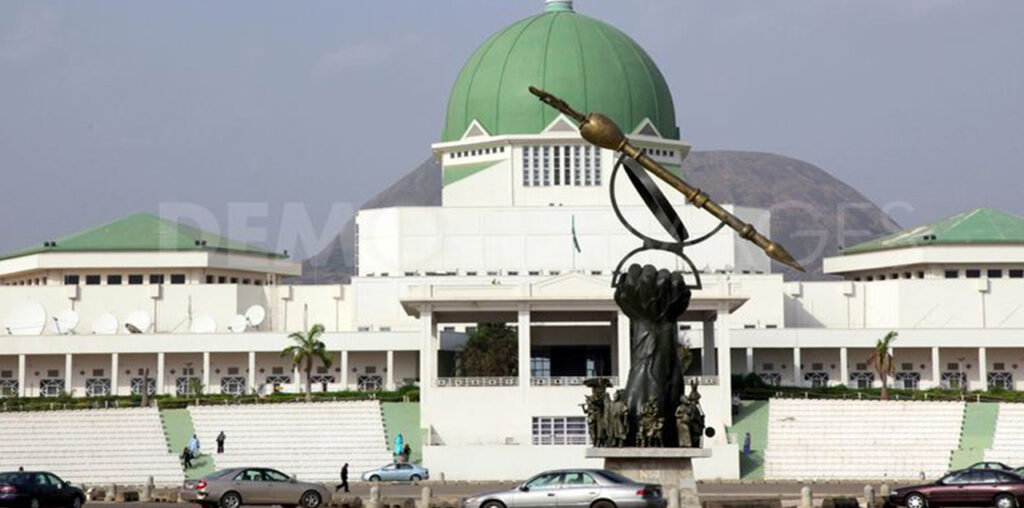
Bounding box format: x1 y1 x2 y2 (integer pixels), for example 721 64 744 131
545 0 573 13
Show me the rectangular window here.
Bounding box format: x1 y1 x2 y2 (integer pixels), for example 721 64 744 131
64 275 80 285
944 270 958 279
1010 269 1024 278
743 324 755 329
901 363 914 371
316 366 328 374
947 363 959 371
229 277 238 283
107 275 122 285
522 146 531 187
532 416 588 445
357 326 370 332
573 145 581 185
988 269 1003 278
917 271 925 279
563 145 571 184
218 276 226 283
856 363 868 371
553 146 561 185
365 366 377 374
85 275 101 285
811 363 823 371
762 363 774 371
994 363 1006 371
966 269 981 278
0 370 12 378
542 146 550 186
128 274 143 285
593 149 602 185
379 326 391 332
170 274 186 284
92 369 104 377
227 367 239 375
47 369 59 378
272 367 284 375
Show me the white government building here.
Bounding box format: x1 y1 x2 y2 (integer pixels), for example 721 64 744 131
2 0 1024 481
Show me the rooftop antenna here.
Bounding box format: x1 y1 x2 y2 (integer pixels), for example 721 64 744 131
51 310 80 335
227 314 247 333
124 310 152 334
91 313 119 335
245 305 266 328
4 300 47 336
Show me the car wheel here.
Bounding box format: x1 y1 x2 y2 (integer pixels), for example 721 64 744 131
996 494 1017 508
481 502 505 508
369 475 381 482
410 475 422 482
70 496 83 508
906 493 927 508
300 491 322 508
29 498 39 508
219 491 242 508
591 500 616 508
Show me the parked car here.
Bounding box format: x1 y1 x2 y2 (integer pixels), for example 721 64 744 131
462 469 665 508
0 471 85 508
891 469 1024 508
361 463 429 482
967 462 1016 472
190 467 329 508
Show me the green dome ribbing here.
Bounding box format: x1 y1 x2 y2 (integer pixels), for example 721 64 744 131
442 6 678 142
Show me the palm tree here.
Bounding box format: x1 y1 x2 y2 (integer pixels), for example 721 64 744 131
281 324 332 402
868 331 898 401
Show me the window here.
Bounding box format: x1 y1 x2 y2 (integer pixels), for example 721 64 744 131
85 275 101 285
944 270 958 279
917 271 925 279
227 367 239 375
994 363 1006 371
206 275 214 283
966 269 981 278
63 275 79 285
0 370 11 379
272 367 284 375
743 324 755 329
856 363 867 371
901 363 913 371
532 416 588 445
811 363 823 371
170 274 186 284
230 277 238 284
1010 269 1024 279
525 472 564 488
92 369 104 377
365 366 377 374
150 274 165 284
379 326 391 332
762 363 774 371
988 269 1003 278
262 469 290 482
947 363 960 370
218 276 226 283
849 371 874 389
563 472 596 486
107 275 122 285
128 274 143 285
357 326 370 332
47 369 59 378
242 278 251 285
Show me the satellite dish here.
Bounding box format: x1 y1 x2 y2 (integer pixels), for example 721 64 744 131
4 300 47 336
227 314 248 333
124 310 152 334
189 314 217 334
245 305 266 327
91 313 119 335
51 310 80 335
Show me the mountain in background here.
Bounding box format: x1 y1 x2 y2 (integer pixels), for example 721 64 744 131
298 151 899 283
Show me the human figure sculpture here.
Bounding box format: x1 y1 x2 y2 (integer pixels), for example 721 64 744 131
675 394 692 447
635 395 664 447
582 379 612 446
687 379 706 448
606 389 629 447
615 264 691 447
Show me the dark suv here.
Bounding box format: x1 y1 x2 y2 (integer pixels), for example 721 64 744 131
891 469 1024 508
0 472 85 508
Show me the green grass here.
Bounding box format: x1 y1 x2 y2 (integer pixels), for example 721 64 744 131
727 400 769 480
950 402 999 470
381 402 422 464
161 408 216 479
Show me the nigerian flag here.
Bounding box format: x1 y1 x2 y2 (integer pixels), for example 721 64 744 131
571 215 582 253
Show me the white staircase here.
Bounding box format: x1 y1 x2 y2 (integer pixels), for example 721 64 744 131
984 403 1024 465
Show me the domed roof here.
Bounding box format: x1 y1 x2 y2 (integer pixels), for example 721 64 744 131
442 1 678 142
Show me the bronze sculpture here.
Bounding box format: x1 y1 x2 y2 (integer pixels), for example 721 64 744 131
636 395 664 448
675 394 693 448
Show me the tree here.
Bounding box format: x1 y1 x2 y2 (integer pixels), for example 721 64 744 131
281 323 332 402
868 330 898 400
456 323 518 377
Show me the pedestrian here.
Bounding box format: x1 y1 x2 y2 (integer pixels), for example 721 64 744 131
402 443 412 463
394 432 404 462
18 467 23 472
335 463 349 493
216 431 226 454
743 431 751 456
181 446 193 469
188 434 201 458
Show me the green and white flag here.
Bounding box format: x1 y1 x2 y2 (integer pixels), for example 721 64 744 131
571 215 582 253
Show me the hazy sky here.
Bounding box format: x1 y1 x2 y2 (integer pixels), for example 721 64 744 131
1 1 1022 258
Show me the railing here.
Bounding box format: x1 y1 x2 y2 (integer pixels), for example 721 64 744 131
531 376 618 387
435 377 518 387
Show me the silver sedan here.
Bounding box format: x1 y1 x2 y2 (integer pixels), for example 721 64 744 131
190 467 331 508
361 463 430 482
463 469 666 508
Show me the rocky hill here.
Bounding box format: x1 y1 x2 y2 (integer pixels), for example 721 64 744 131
298 151 899 283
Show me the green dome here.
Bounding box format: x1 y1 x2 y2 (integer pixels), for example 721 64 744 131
442 2 678 142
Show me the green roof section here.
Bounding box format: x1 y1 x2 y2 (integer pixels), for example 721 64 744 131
0 212 287 261
442 160 502 187
843 208 1024 255
443 3 678 142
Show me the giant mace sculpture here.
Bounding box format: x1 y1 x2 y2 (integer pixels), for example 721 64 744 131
530 87 802 497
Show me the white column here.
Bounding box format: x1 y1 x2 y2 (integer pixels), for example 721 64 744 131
839 347 849 387
111 353 119 396
248 352 256 394
517 306 531 389
716 308 734 428
419 307 435 391
616 312 630 388
17 354 26 398
931 347 941 389
341 350 350 390
386 350 395 391
745 348 754 374
793 347 802 387
293 364 301 394
979 347 988 391
702 317 716 375
156 352 165 395
202 351 211 394
64 354 72 395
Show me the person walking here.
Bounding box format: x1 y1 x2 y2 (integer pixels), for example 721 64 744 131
181 446 193 469
742 431 752 456
216 431 226 454
402 443 412 463
188 434 201 458
394 433 404 462
335 463 349 493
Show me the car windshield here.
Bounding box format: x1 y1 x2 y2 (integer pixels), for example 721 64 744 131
0 473 28 485
594 470 635 484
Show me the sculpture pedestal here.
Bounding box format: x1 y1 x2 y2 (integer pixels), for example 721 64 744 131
586 448 710 508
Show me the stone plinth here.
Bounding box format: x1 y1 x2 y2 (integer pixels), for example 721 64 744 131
586 448 711 508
